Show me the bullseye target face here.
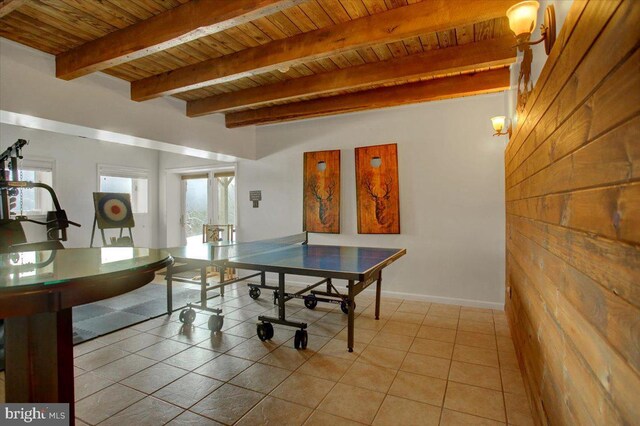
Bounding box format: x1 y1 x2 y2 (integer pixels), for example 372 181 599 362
93 192 135 229
103 198 128 221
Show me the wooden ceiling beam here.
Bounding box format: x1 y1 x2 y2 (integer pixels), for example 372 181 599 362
224 68 510 128
187 36 515 116
55 0 302 80
132 0 518 101
0 0 27 18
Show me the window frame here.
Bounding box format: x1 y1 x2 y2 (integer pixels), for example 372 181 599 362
9 157 56 219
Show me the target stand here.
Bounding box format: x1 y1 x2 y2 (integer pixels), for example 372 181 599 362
90 192 135 247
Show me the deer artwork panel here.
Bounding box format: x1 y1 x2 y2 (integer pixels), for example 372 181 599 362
355 143 400 234
303 150 340 233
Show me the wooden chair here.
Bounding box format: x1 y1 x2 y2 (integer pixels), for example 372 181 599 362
202 224 235 243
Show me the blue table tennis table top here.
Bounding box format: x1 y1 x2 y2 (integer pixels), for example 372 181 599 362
223 244 405 281
164 236 405 282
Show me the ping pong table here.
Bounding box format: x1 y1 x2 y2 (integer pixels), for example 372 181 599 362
164 232 405 352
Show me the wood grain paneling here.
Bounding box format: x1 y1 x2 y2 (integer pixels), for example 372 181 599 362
55 0 302 80
506 253 629 425
506 0 635 172
0 0 27 18
130 0 517 100
225 68 509 127
187 35 515 115
505 1 640 425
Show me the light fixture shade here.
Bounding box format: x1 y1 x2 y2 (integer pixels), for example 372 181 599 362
491 116 506 133
507 1 539 37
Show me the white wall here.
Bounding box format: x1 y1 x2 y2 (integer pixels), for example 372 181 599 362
0 38 256 160
237 93 507 308
0 124 160 248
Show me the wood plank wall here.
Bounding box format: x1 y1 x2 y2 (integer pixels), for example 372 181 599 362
503 0 640 424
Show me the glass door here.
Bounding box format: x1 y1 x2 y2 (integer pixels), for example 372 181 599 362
181 174 209 245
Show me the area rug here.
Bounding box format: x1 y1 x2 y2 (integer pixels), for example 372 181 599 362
71 282 200 343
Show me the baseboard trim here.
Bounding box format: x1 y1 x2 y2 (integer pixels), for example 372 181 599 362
256 278 504 311
374 289 504 311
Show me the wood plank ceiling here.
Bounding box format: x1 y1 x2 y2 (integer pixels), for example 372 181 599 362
0 0 518 127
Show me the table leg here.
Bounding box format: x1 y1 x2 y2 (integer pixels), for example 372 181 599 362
166 266 173 314
375 272 382 320
220 267 225 297
5 308 75 421
348 280 355 352
201 266 208 309
278 273 286 320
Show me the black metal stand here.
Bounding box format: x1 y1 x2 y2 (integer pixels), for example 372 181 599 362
257 273 308 349
251 272 382 352
89 215 134 248
166 263 226 331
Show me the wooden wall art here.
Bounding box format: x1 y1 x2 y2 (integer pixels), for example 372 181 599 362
303 150 340 233
355 143 400 234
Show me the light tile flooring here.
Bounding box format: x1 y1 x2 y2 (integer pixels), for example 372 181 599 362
0 282 534 425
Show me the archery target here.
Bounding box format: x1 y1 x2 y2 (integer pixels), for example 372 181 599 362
93 192 135 229
103 198 127 221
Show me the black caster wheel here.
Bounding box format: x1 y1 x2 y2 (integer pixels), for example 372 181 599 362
340 300 355 315
208 315 224 332
294 329 308 350
257 322 274 341
273 290 279 305
183 309 196 325
304 295 318 310
249 287 261 300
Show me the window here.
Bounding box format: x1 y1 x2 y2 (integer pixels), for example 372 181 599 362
98 165 149 214
9 159 55 217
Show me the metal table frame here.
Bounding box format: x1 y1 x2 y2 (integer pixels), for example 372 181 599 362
165 255 271 329
220 249 404 352
165 234 405 351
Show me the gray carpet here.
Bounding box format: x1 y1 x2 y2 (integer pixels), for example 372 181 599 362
72 283 200 344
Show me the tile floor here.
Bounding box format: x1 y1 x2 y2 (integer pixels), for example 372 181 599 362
0 281 534 425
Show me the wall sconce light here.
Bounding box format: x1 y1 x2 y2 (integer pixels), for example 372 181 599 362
491 116 512 137
506 1 556 54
